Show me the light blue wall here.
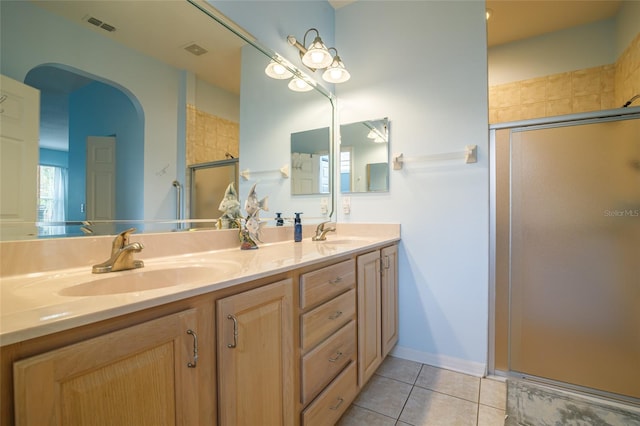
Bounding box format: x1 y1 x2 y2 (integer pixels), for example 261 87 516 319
68 82 143 221
219 0 490 373
335 1 489 373
39 148 68 169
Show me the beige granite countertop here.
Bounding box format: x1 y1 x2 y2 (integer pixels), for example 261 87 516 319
0 224 400 346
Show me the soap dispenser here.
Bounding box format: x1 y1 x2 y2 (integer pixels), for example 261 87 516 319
275 212 284 226
294 212 303 242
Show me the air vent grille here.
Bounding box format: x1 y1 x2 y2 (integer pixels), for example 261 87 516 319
84 15 116 33
184 43 208 56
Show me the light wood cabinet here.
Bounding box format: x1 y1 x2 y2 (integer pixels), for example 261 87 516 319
381 245 399 358
357 245 399 387
13 309 202 426
217 278 294 426
357 250 383 386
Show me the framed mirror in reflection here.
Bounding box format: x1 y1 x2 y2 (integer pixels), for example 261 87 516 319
0 0 334 241
340 118 390 193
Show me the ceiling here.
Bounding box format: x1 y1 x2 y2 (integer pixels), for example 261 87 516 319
30 0 246 94
486 0 622 47
329 0 623 47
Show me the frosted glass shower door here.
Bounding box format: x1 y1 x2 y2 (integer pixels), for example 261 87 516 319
509 118 640 399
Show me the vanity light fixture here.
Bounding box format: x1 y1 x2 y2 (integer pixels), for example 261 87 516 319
322 48 351 83
288 28 333 69
287 28 351 84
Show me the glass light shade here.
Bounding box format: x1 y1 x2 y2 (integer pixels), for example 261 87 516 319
288 77 313 92
265 60 293 79
302 36 333 69
322 56 350 83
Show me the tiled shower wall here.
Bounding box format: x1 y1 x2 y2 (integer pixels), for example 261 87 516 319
489 32 640 124
186 104 239 165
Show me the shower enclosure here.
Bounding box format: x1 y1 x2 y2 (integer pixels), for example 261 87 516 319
490 108 640 403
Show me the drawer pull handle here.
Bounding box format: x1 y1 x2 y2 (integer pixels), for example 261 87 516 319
329 397 344 410
328 311 343 320
227 314 238 348
329 276 343 285
328 351 343 362
187 329 198 368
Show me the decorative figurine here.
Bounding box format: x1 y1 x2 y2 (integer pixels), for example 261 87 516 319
217 182 242 229
239 183 268 250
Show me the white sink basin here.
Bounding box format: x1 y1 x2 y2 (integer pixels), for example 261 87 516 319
58 265 233 297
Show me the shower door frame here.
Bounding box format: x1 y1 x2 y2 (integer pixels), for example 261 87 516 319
488 106 640 405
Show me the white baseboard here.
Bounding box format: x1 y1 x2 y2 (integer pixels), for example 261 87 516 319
390 345 487 377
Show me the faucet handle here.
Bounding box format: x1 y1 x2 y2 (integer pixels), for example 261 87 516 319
111 227 138 255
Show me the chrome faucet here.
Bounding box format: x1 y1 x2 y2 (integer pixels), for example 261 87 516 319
92 228 144 273
312 221 336 241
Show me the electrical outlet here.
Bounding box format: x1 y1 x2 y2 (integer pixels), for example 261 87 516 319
342 197 351 215
320 198 328 215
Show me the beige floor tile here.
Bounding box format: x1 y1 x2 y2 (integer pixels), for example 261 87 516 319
396 422 413 426
399 386 478 426
478 404 506 426
354 375 413 419
376 356 422 384
415 365 480 403
337 405 397 426
480 378 506 410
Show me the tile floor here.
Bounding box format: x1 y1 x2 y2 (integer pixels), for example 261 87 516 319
338 356 507 426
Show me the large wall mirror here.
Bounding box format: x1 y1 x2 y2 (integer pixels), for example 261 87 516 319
0 0 334 240
340 118 389 193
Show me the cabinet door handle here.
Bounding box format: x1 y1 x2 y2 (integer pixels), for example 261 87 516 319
227 314 238 348
328 311 343 320
187 329 198 368
329 276 343 285
328 351 343 362
329 397 344 410
383 255 391 270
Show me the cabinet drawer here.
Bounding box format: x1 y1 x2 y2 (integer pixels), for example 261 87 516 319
301 361 358 426
301 288 356 351
301 320 356 405
300 259 355 309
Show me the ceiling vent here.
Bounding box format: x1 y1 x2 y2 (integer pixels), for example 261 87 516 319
184 43 208 56
84 15 116 33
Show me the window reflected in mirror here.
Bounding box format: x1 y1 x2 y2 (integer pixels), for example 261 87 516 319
340 118 389 193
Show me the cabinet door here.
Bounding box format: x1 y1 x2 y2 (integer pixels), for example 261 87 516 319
357 250 382 387
381 245 399 357
217 279 294 426
13 309 200 426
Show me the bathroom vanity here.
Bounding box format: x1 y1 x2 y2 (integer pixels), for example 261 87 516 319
0 224 399 425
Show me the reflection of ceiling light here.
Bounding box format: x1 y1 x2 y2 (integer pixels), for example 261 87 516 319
486 8 492 20
288 78 313 92
365 121 388 143
265 60 293 79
